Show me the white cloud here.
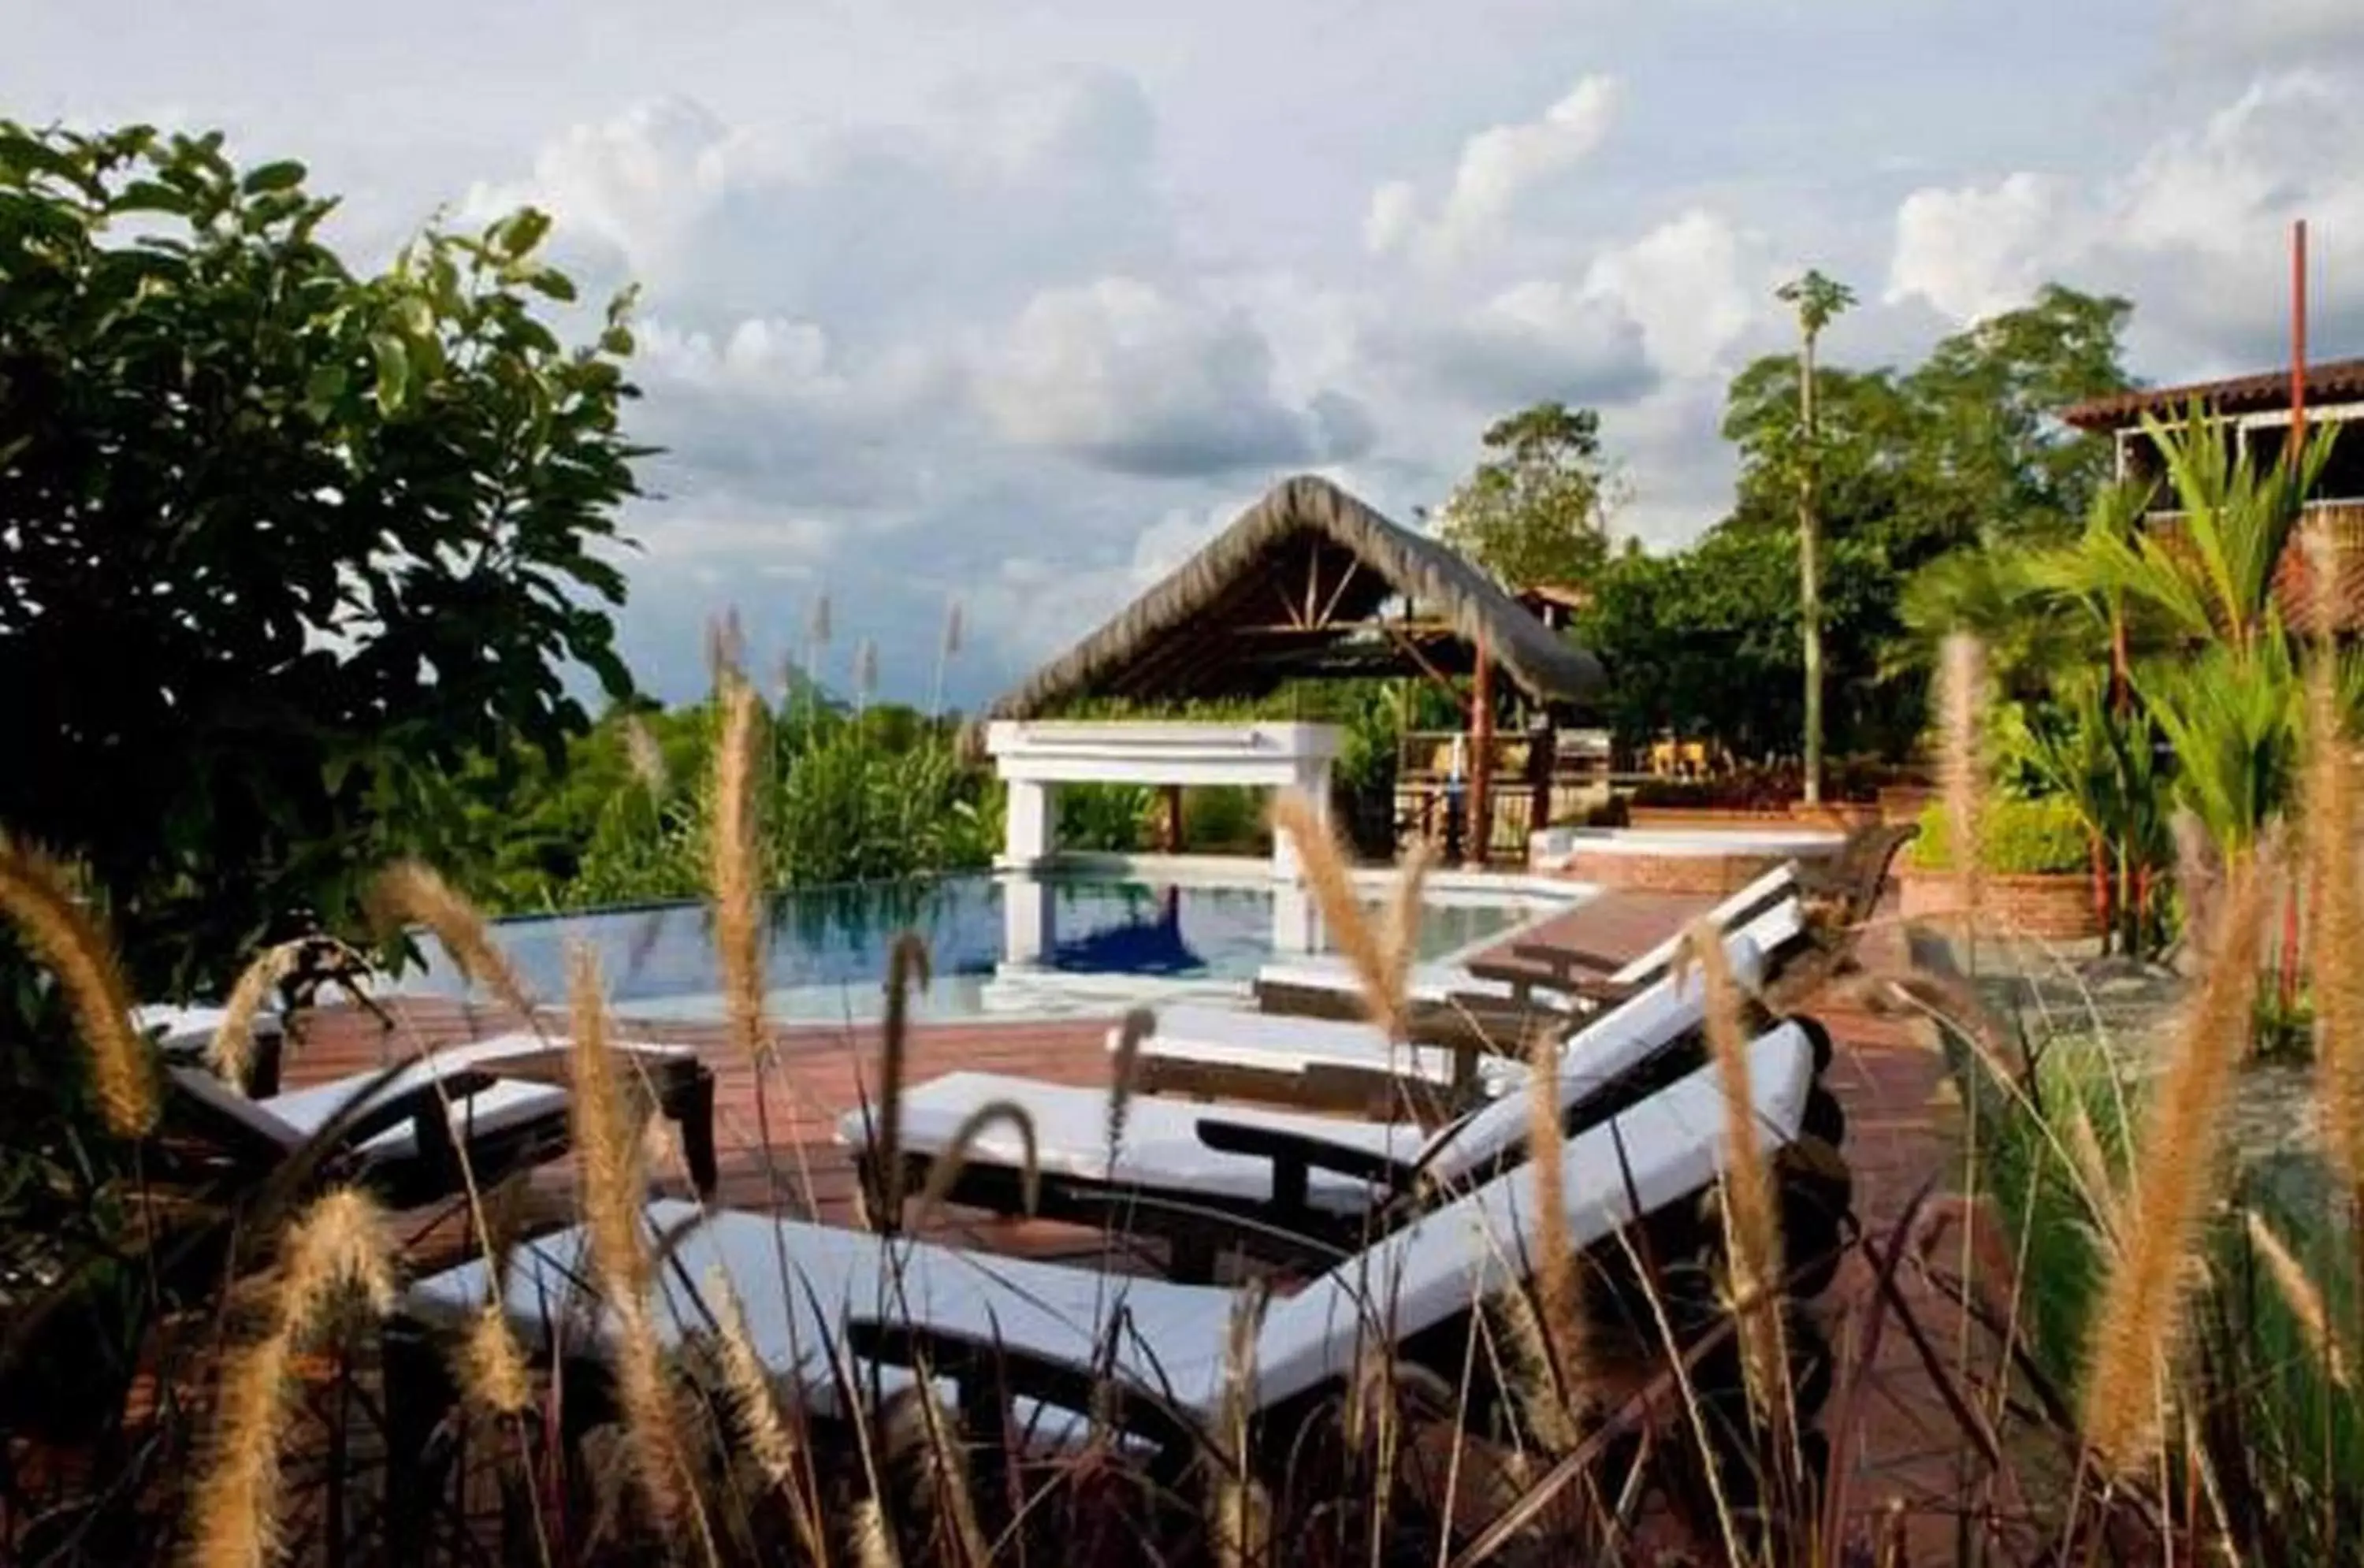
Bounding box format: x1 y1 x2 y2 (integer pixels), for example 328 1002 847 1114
976 277 1368 476
1582 208 1767 378
1884 72 2364 367
1887 172 2080 323
1362 180 1419 255
1382 276 1653 411
965 488 1276 668
2165 0 2364 72
1366 74 1623 264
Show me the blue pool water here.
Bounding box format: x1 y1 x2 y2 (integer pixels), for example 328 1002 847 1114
425 872 1567 1023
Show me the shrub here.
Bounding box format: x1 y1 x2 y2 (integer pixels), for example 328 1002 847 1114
1910 794 2089 875
1182 785 1266 853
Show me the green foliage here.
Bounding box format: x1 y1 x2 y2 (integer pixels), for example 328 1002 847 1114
1181 786 1266 853
2138 641 2306 862
539 699 1005 905
2033 411 2341 857
1571 283 2135 768
1726 284 2134 560
0 122 643 996
1574 525 1918 762
1910 794 2090 875
1057 783 1154 853
1997 670 2169 950
1432 401 1622 587
1952 1034 2131 1392
1950 1011 2364 1563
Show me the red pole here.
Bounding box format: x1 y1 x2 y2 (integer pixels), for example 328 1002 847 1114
2282 217 2310 1012
2293 218 2309 465
1466 639 1493 868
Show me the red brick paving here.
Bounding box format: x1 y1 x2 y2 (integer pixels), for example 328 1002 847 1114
282 886 1977 1547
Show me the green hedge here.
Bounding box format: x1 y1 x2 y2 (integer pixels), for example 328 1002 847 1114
1910 795 2089 875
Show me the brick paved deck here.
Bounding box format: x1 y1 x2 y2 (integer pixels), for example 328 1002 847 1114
284 886 1977 1549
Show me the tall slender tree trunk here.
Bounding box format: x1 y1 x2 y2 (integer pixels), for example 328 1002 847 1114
1798 331 1824 806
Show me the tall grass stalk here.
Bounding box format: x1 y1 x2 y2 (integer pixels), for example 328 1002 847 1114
712 674 768 1066
186 1187 394 1568
204 940 301 1095
1683 921 1786 1419
1521 1020 1589 1429
1938 634 1988 971
565 942 704 1543
1269 790 1404 1041
2080 850 2268 1474
370 860 540 1024
2303 555 2364 1362
0 837 156 1135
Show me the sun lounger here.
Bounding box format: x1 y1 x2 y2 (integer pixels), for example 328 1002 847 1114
137 1002 287 1096
162 1031 719 1207
840 960 1846 1284
1145 912 1797 1118
1251 860 1806 1027
388 1023 1823 1515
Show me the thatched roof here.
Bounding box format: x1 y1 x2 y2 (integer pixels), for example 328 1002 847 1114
983 474 1606 720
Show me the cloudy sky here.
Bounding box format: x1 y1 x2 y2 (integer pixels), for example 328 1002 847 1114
12 0 2364 708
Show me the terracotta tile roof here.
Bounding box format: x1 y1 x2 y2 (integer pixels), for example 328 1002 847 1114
2063 357 2364 431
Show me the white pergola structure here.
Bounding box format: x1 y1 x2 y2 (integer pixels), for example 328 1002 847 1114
983 719 1342 879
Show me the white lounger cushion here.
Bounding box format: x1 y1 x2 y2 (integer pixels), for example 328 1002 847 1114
1143 923 1775 1094
414 1024 1816 1424
1251 860 1805 1005
847 1072 1433 1213
1254 958 1524 1009
260 1031 690 1162
136 1002 283 1052
837 934 1764 1209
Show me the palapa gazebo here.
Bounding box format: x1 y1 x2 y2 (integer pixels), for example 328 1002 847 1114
979 474 1604 871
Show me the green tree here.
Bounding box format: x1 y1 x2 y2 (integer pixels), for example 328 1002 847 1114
1774 269 1856 804
1433 402 1622 587
1575 524 1914 767
1902 284 2135 544
0 122 645 995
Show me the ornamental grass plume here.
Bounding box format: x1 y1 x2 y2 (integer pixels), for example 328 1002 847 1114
564 942 697 1531
186 1188 396 1568
710 675 768 1065
207 938 306 1096
2243 1209 2349 1388
2302 564 2364 1201
0 837 155 1135
868 932 932 1229
1269 790 1407 1040
1684 918 1787 1418
1521 1018 1589 1426
913 1098 1041 1221
623 712 669 797
1103 1005 1155 1160
460 1301 532 1418
1938 633 1989 960
2079 848 2268 1474
1210 1282 1273 1568
369 860 537 1023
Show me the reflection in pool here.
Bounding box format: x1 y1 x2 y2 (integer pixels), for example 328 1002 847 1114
416 872 1568 1022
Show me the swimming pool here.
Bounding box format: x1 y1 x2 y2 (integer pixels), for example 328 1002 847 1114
424 870 1575 1023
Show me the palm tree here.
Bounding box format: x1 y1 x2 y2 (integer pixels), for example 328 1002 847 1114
2040 406 2333 856
1775 269 1855 804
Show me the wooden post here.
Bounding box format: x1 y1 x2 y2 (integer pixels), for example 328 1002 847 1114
1161 783 1185 853
1466 638 1493 867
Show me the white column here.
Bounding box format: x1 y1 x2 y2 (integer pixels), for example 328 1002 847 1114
1001 875 1054 966
1269 756 1336 880
1269 879 1318 953
1002 778 1054 870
